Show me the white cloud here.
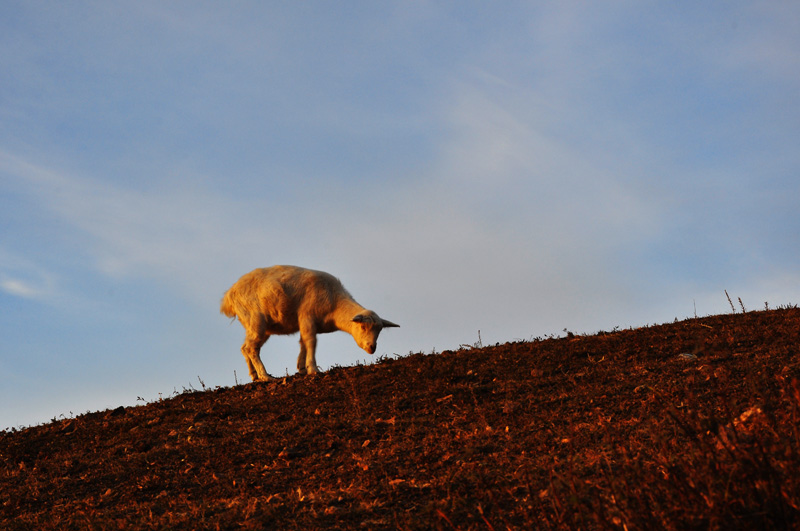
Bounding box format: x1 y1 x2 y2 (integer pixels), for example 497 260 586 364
308 80 670 348
1 149 384 314
0 245 57 301
1 278 40 299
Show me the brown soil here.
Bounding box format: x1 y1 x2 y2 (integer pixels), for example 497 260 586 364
3 308 800 530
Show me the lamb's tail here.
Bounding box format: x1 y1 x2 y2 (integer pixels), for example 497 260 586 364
220 288 238 318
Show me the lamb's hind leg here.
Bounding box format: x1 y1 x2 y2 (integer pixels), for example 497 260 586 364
242 333 272 381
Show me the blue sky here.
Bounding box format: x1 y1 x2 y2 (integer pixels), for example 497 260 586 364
2 2 799 430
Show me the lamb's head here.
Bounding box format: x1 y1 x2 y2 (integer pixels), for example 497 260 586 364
351 311 400 354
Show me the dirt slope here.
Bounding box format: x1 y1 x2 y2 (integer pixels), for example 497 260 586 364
3 308 800 530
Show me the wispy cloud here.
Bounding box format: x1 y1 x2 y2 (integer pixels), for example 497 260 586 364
0 244 57 301
2 151 253 302
1 277 44 299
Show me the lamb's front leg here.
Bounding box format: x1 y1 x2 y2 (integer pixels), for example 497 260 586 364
296 339 307 375
298 325 318 375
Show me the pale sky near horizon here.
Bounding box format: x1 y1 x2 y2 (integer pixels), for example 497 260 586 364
2 2 799 430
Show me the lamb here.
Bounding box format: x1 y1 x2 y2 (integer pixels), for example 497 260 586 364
221 265 399 380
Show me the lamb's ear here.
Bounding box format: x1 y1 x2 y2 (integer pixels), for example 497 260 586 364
381 319 400 328
352 314 366 323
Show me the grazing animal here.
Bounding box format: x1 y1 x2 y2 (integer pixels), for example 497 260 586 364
221 265 399 380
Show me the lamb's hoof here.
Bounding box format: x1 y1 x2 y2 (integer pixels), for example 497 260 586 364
297 367 307 376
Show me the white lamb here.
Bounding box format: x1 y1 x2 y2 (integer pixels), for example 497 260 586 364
221 265 399 380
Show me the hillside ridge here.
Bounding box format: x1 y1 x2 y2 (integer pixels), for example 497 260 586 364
3 308 800 529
